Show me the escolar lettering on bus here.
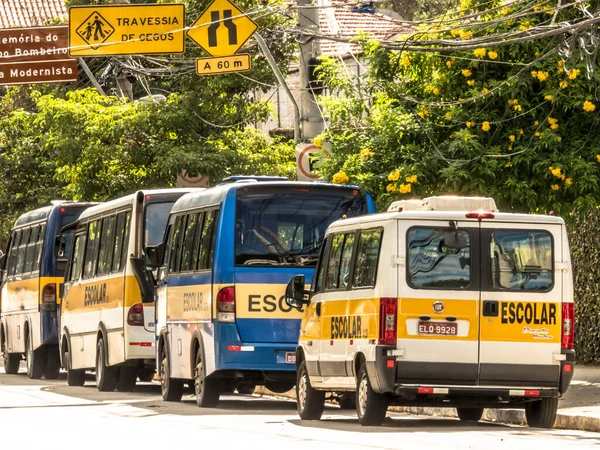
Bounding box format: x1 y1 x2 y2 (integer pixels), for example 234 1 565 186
500 302 557 325
248 294 294 313
331 316 367 339
183 292 208 312
84 283 108 306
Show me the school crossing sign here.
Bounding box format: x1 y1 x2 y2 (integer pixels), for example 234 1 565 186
69 4 186 57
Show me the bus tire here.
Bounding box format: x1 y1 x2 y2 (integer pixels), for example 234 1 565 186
44 348 61 380
236 383 256 395
138 368 155 382
160 343 183 402
296 359 325 420
456 407 484 422
525 397 558 429
95 338 118 392
65 352 85 387
356 362 388 426
265 381 295 394
117 367 137 392
2 339 20 375
26 332 45 380
194 345 220 408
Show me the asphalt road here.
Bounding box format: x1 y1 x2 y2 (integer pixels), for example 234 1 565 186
1 362 599 449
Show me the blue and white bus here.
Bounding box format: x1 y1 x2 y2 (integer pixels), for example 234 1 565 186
150 176 376 406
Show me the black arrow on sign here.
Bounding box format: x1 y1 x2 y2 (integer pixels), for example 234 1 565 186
207 10 238 47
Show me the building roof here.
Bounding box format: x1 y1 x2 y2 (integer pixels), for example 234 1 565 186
0 0 66 29
318 1 412 56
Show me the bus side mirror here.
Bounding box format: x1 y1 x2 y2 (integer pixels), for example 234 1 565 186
55 235 67 258
0 253 6 270
285 275 310 311
145 242 164 270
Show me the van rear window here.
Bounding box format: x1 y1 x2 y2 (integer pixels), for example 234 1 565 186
490 230 553 291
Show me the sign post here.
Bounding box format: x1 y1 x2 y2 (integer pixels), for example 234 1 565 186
0 26 78 86
188 0 257 75
69 4 186 57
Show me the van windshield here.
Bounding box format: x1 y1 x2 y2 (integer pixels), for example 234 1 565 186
235 187 367 267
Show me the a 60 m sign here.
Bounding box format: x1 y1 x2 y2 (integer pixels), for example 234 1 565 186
196 53 251 76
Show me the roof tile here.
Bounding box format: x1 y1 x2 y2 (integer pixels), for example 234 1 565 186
0 0 67 29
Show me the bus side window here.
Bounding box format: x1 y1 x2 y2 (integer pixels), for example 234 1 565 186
325 234 345 290
34 225 46 272
119 212 132 272
314 236 331 294
24 226 39 273
353 229 383 289
168 215 185 274
193 212 206 270
97 215 116 276
83 220 101 279
180 213 199 273
15 228 31 275
112 212 128 273
7 230 21 277
198 210 217 271
69 234 86 282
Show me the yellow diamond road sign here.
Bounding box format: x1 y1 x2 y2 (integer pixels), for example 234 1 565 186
69 4 186 57
188 0 258 57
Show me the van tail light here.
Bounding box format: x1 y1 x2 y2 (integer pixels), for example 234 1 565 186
465 211 495 219
378 297 397 345
561 302 574 350
217 287 235 323
127 303 145 326
41 283 56 311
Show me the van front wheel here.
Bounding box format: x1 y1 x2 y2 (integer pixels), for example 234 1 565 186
525 397 558 429
456 407 484 422
296 359 324 420
356 363 388 426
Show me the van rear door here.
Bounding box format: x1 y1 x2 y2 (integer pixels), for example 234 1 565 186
397 219 480 385
478 222 562 387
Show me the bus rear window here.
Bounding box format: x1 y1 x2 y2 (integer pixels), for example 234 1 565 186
235 188 366 267
144 202 175 248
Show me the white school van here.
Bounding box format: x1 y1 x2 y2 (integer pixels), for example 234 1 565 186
286 196 574 428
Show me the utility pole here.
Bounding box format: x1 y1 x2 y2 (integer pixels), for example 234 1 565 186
110 0 134 101
297 0 324 142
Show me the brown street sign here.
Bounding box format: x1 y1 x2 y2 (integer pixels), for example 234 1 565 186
0 60 79 86
0 26 72 63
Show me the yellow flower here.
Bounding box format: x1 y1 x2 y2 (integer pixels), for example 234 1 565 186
445 112 453 120
401 55 412 67
560 81 568 89
502 7 511 15
482 121 491 131
359 148 374 160
505 162 513 168
560 174 566 180
482 88 489 94
466 121 474 128
508 99 519 106
386 184 396 193
550 124 559 130
551 167 562 178
567 69 580 80
531 71 538 78
544 95 553 101
556 136 562 142
446 60 453 68
508 145 513 151
535 131 541 137
451 29 461 38
548 117 558 125
399 183 412 194
332 171 349 185
313 136 323 148
460 30 473 40
488 51 498 60
558 60 564 72
388 170 400 181
405 175 418 184
520 21 532 31
467 79 475 86
462 69 472 77
534 121 540 126
509 135 515 142
514 105 522 111
473 48 486 58
551 184 560 191
583 101 596 112
519 128 524 135
597 154 600 163
537 71 549 82
433 87 440 95
566 178 572 185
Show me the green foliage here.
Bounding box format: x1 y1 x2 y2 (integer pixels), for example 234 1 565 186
315 0 600 215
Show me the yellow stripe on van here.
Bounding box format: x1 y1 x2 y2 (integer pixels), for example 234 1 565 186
63 275 140 313
2 277 40 312
166 284 212 321
320 298 380 340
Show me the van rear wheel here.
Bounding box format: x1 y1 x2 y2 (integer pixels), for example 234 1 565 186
356 362 388 426
525 397 558 428
296 359 325 420
96 338 118 392
2 339 20 375
26 332 45 380
194 345 220 407
456 407 484 422
65 352 85 387
160 344 183 402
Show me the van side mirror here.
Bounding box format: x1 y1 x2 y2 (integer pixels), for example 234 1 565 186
145 242 165 270
55 235 67 259
285 275 310 311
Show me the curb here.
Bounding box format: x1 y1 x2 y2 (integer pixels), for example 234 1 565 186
255 387 600 432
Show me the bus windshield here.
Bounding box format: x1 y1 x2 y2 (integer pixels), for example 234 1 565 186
144 202 175 248
235 187 367 267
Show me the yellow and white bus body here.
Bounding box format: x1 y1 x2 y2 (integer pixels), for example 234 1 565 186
291 196 574 428
0 201 95 379
60 189 194 391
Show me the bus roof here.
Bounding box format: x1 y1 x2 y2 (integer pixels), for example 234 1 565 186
14 201 97 228
76 188 199 221
170 181 362 214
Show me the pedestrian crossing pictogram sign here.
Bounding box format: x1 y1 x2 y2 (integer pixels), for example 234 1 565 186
187 0 258 57
69 4 186 57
